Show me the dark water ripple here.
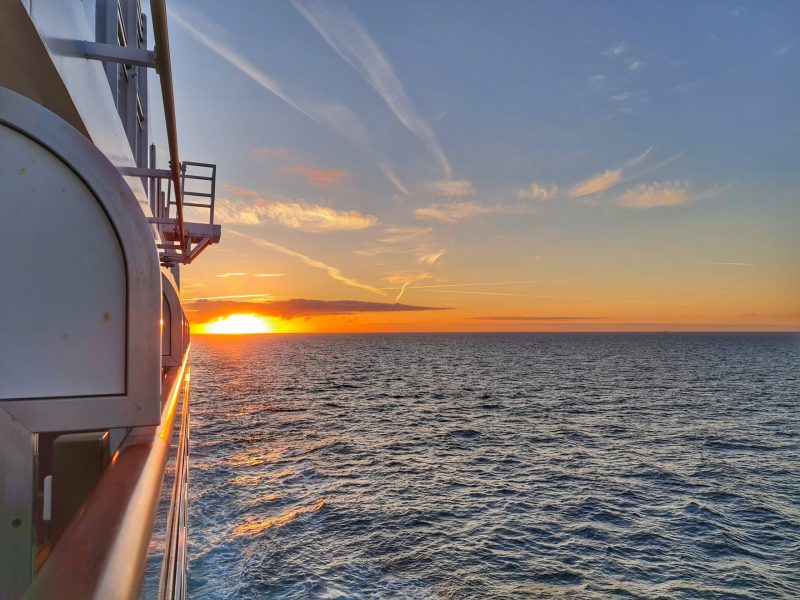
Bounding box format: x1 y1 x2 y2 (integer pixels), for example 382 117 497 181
186 333 800 599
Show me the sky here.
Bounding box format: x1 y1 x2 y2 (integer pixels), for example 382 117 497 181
150 0 799 333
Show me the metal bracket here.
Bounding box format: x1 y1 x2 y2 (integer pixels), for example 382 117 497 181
118 166 171 179
84 41 156 69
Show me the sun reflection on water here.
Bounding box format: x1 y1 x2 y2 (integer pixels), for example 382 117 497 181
232 499 327 538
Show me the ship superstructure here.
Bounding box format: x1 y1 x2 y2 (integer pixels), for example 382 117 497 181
0 1 218 598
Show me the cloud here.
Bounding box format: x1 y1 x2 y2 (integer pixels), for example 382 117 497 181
607 90 648 114
214 196 377 231
608 92 633 104
406 278 585 290
229 229 386 296
470 316 601 321
384 271 434 303
393 282 411 303
378 226 432 243
170 9 407 194
629 61 645 72
214 198 262 224
423 179 475 197
384 272 434 287
189 298 448 321
617 179 737 209
569 170 622 197
260 200 377 231
617 182 689 208
415 201 521 223
418 249 447 265
185 293 273 301
216 272 285 278
568 147 653 198
701 262 755 267
591 74 606 84
291 0 452 178
604 44 626 57
248 148 348 187
517 183 558 202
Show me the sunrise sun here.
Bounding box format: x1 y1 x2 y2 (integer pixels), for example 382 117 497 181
200 314 275 334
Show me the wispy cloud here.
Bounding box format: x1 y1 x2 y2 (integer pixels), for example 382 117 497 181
423 179 475 197
215 197 378 231
378 226 432 243
248 148 349 187
617 182 688 208
216 272 286 278
568 147 652 198
263 201 377 231
190 298 448 321
415 201 524 223
617 181 736 209
384 271 434 303
403 278 586 291
471 316 601 321
629 60 645 72
608 92 633 104
393 282 411 303
210 197 259 225
517 183 559 202
229 230 386 296
569 170 622 197
291 0 452 178
418 249 447 265
701 262 755 267
170 9 407 194
604 43 626 57
185 293 273 301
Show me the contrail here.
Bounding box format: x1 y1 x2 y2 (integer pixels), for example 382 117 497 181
170 9 408 195
228 230 387 297
292 0 452 178
393 281 411 303
170 10 310 117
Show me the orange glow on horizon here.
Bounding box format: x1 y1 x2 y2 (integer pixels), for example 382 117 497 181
198 313 275 334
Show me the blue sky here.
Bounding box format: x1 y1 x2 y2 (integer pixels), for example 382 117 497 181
151 1 799 331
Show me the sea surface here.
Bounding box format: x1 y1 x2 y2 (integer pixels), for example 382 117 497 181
185 333 800 599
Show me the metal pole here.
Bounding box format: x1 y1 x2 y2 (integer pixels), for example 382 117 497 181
149 144 157 216
150 0 185 253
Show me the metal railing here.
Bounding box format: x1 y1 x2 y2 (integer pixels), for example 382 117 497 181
158 368 190 599
25 352 192 600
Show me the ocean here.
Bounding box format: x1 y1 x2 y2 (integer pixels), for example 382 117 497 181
184 333 800 599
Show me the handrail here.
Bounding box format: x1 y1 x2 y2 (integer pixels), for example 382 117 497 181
25 349 191 600
149 0 186 250
158 367 190 599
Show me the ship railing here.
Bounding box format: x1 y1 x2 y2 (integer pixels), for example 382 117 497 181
125 155 221 267
25 352 192 600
